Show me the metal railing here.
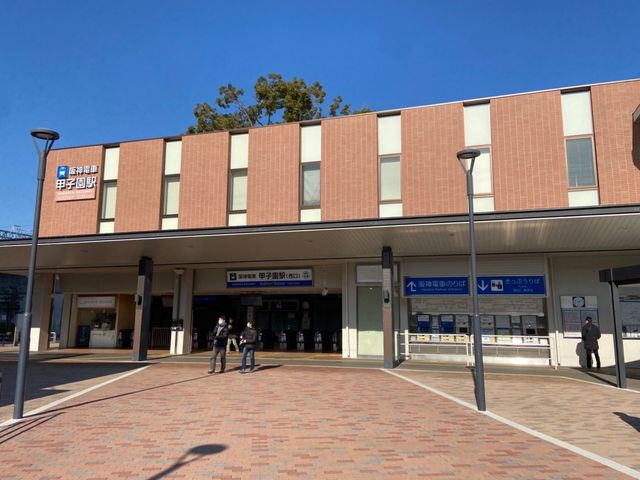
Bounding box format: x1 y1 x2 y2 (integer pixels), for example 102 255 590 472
150 327 171 348
397 331 553 367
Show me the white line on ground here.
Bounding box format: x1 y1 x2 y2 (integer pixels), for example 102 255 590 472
395 366 640 394
383 369 640 479
0 365 151 429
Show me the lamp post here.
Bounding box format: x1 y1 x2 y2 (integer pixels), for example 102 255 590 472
456 148 486 412
13 128 60 419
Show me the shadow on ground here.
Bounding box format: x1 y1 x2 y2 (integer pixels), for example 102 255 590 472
0 361 143 407
147 444 227 480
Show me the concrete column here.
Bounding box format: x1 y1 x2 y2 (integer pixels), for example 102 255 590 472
382 246 396 369
180 269 194 354
59 294 73 348
170 268 194 355
133 257 153 361
29 273 54 352
342 263 358 358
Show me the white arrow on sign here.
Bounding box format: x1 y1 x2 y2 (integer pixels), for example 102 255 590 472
407 281 417 292
478 280 489 292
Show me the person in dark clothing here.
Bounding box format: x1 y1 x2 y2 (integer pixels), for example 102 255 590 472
581 316 601 369
226 317 240 353
239 320 258 373
208 315 228 374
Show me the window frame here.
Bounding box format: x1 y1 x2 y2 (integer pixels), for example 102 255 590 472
300 161 321 209
565 135 598 189
378 154 402 204
161 174 180 221
228 168 248 213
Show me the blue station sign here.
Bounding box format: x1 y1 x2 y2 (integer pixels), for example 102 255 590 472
476 276 545 295
404 277 469 296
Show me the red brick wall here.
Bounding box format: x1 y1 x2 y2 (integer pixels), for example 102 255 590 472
247 124 300 224
492 91 568 211
322 114 379 220
402 104 467 216
592 80 640 205
114 139 164 233
40 146 104 237
179 132 229 229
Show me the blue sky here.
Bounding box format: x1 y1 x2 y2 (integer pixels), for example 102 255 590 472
1 0 638 231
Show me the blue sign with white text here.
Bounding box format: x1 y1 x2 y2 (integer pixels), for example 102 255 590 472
476 276 545 295
404 277 469 296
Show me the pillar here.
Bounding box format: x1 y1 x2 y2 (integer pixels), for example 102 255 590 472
133 256 153 361
29 273 54 352
382 246 396 368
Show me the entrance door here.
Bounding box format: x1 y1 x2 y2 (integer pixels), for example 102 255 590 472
357 286 383 356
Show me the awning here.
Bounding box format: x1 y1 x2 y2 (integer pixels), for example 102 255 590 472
1 205 639 273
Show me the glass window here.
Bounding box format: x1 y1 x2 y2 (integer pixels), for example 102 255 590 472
301 125 321 163
472 148 492 194
380 156 401 201
302 163 320 207
103 147 120 181
164 141 182 175
230 170 247 211
163 176 180 215
101 182 117 220
566 138 596 187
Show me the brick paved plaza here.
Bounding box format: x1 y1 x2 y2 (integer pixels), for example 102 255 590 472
1 357 640 479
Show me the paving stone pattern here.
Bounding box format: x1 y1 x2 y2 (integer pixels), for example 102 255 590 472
400 369 640 472
0 364 630 479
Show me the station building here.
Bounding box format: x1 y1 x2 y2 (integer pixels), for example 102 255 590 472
1 78 640 368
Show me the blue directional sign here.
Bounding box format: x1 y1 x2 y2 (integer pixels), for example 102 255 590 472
404 277 469 296
476 276 545 295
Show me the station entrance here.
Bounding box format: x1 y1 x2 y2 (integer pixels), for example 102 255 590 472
192 293 342 353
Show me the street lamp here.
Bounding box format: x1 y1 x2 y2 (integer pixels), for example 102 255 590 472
13 128 60 419
456 148 486 412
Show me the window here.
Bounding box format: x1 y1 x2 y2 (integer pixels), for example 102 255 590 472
463 103 494 212
566 137 596 187
379 156 401 202
161 141 181 230
301 162 320 207
472 148 492 195
99 147 119 233
300 125 321 221
230 169 248 212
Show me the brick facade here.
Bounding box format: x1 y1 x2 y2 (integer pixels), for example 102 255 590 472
247 123 300 225
179 132 229 229
38 79 640 237
114 139 164 233
402 104 467 216
321 114 379 221
492 90 568 211
40 146 103 237
592 81 640 205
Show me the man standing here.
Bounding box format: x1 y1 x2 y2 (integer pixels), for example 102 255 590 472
208 315 228 374
226 317 240 353
239 320 258 373
581 316 601 370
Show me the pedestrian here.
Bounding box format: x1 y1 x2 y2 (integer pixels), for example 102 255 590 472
208 315 228 374
239 319 258 373
226 317 240 353
581 316 601 370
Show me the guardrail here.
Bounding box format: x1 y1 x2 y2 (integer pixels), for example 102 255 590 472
397 332 553 367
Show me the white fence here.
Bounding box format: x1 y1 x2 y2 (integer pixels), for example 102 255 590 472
397 332 553 367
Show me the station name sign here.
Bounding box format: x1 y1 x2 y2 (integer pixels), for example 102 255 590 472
227 269 313 288
55 164 100 202
404 275 545 297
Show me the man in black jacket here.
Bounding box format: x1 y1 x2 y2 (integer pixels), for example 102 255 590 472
581 316 601 369
239 320 258 373
208 315 228 374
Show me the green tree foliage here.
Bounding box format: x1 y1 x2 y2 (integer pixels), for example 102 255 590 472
187 73 370 134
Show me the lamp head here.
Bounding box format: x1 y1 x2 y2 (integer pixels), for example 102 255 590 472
31 129 60 141
456 148 481 173
456 149 481 161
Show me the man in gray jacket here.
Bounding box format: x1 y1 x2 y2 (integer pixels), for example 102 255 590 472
581 316 601 370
